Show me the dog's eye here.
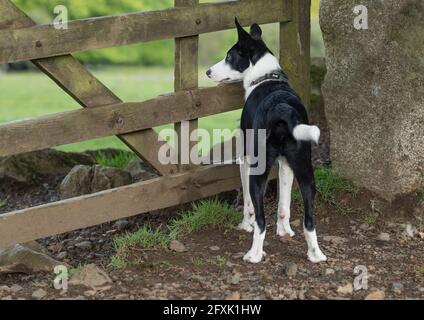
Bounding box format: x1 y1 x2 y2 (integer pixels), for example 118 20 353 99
226 54 232 63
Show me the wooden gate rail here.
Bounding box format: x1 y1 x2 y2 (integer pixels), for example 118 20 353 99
0 84 244 157
0 165 241 246
0 0 292 64
0 0 311 247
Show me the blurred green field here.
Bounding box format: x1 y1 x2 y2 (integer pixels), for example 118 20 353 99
0 67 242 152
1 0 323 153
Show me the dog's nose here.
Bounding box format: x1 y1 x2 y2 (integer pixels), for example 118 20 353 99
206 69 211 77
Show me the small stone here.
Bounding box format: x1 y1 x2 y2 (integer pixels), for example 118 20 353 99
115 293 129 300
32 288 47 299
10 284 23 293
292 219 301 227
226 261 237 268
84 290 97 297
325 268 335 275
359 223 369 231
56 252 67 260
74 241 92 249
169 240 187 253
114 219 129 231
285 262 298 277
209 246 220 251
232 252 245 259
404 223 417 238
225 291 241 300
377 232 390 242
323 236 348 245
337 283 353 295
392 282 403 294
365 290 385 300
69 264 112 289
230 273 241 285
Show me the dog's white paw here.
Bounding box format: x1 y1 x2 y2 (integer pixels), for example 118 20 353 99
237 221 254 233
243 249 266 264
277 225 295 238
307 248 327 263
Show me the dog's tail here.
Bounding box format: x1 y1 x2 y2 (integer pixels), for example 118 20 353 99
267 103 320 144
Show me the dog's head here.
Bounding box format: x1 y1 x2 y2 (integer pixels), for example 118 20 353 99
206 18 271 83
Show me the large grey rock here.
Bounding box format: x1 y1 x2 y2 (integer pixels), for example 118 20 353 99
0 241 66 274
60 165 132 199
0 149 94 184
320 0 424 200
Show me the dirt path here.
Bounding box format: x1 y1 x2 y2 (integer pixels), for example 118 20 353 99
1 187 422 300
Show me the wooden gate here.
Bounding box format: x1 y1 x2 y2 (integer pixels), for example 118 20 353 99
0 0 310 246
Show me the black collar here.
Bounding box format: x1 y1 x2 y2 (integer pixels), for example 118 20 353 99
249 69 288 87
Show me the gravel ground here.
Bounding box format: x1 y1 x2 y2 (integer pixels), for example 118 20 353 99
0 185 422 300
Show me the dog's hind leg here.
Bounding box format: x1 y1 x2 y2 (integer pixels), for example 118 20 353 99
243 148 278 263
286 144 327 263
276 157 295 238
238 157 255 233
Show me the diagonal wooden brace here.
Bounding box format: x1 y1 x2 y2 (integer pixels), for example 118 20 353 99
0 0 178 176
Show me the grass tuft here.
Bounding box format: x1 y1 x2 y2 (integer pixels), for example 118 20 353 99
111 199 241 268
111 226 169 268
364 212 379 225
314 168 360 214
95 150 136 169
0 199 5 209
168 199 242 240
315 168 358 201
292 168 359 215
418 188 424 204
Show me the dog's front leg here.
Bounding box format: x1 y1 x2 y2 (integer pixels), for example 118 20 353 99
243 171 270 264
237 157 255 233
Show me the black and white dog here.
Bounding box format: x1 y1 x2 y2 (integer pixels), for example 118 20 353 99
206 19 327 264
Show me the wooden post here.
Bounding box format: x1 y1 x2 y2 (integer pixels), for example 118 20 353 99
280 0 311 109
174 0 199 171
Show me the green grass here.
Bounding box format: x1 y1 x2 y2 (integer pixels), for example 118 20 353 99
0 67 241 152
0 199 5 209
314 168 360 214
111 226 170 268
417 174 424 203
364 211 379 226
94 150 137 169
111 199 241 268
292 168 359 215
167 199 242 240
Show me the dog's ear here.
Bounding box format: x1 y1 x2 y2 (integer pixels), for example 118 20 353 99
235 17 251 41
250 23 262 40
